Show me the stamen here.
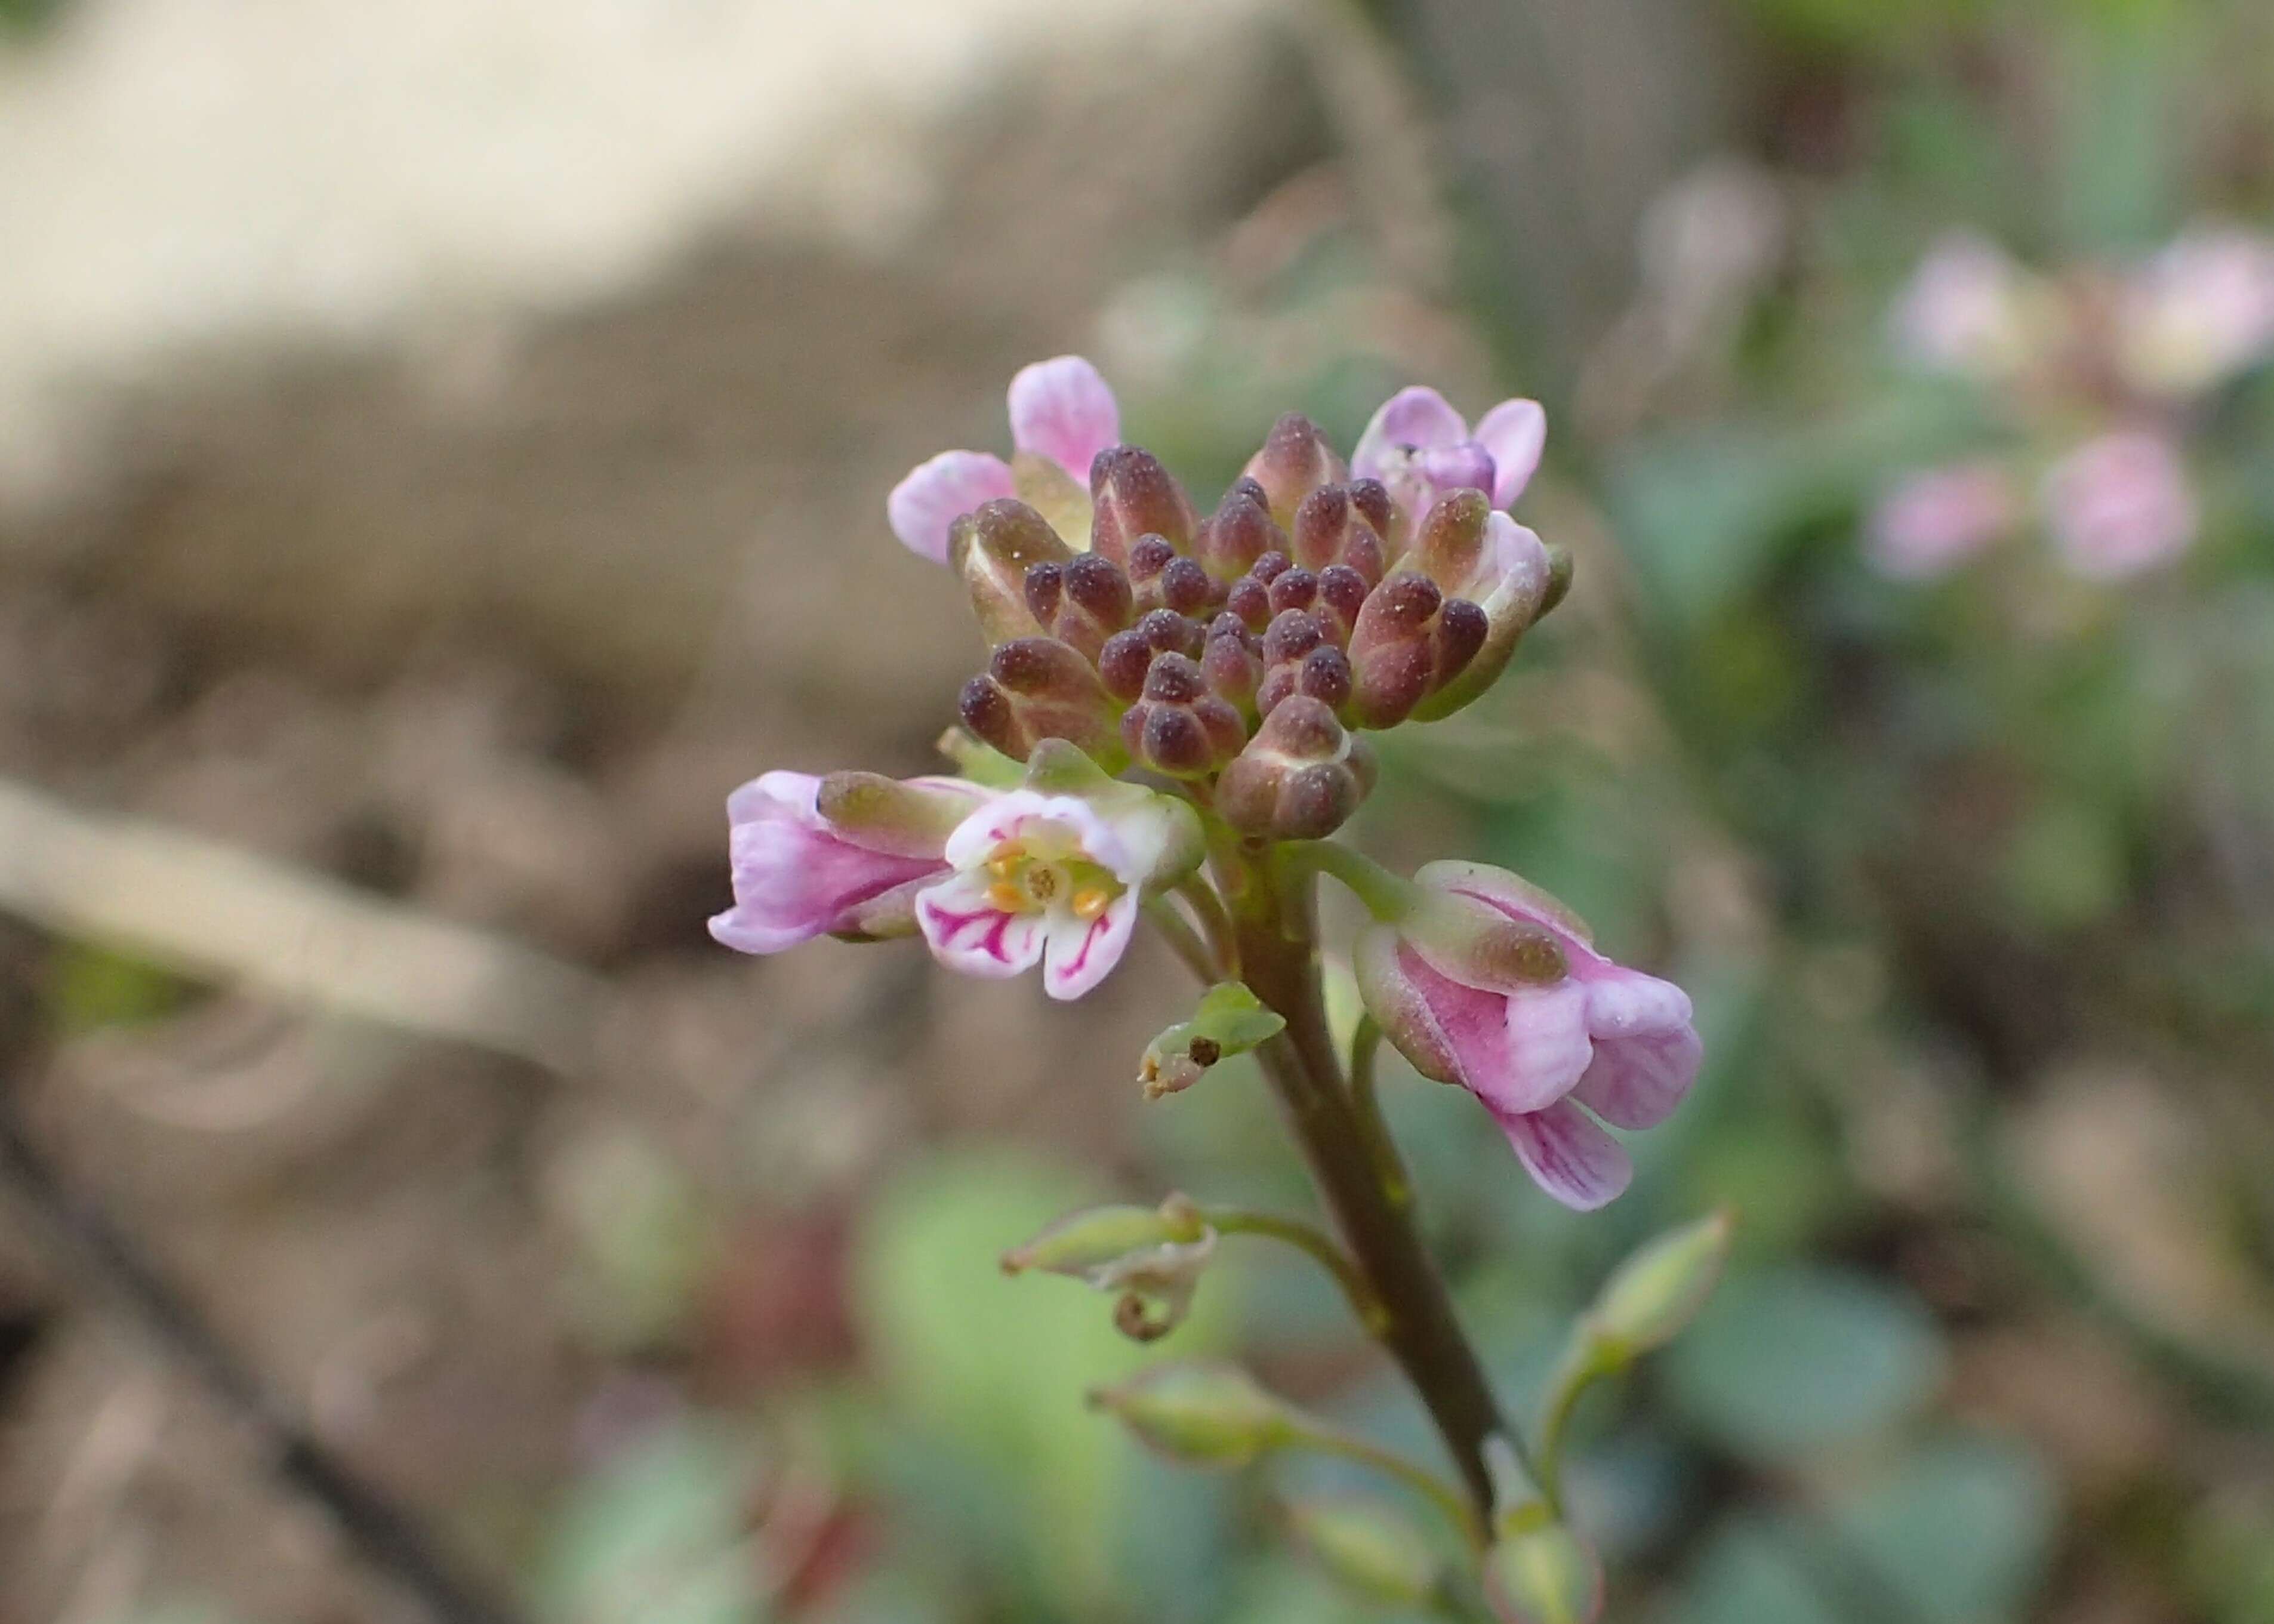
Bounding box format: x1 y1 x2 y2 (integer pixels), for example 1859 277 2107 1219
1072 886 1114 920
987 882 1028 913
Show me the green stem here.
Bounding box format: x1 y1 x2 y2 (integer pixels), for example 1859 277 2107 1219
1348 1017 1413 1213
1281 838 1420 922
1289 1418 1487 1550
1194 1204 1389 1335
1227 845 1524 1520
1530 1340 1602 1515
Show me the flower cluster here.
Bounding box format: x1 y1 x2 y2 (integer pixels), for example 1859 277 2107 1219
1870 225 2274 581
712 356 1696 1211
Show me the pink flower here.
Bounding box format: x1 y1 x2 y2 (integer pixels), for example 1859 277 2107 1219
2041 430 2198 581
1354 861 1700 1210
914 779 1198 1000
1351 386 1547 528
710 772 991 954
1865 461 2015 580
1890 232 2034 379
2118 226 2274 397
886 356 1122 562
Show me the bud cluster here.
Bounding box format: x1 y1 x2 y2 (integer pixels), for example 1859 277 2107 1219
951 415 1561 840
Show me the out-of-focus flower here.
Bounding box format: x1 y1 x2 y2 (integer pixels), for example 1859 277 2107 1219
1891 232 2039 380
1354 861 1700 1210
914 745 1201 999
1865 461 2016 580
2042 429 2199 581
2117 225 2274 397
710 772 992 953
1352 386 1547 533
887 356 1121 560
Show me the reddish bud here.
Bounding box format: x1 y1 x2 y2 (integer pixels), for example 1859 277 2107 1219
1217 696 1376 839
1241 412 1347 528
1091 446 1194 563
950 498 1074 646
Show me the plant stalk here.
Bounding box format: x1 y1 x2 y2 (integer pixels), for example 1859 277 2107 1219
1228 852 1518 1520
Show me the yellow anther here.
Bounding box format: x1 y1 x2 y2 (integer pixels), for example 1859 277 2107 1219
1071 886 1114 921
987 881 1028 913
986 846 1025 880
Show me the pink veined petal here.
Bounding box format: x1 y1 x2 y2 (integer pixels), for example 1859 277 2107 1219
1041 890 1139 1000
915 873 1046 979
1008 356 1121 484
1352 386 1469 479
1494 1098 1634 1211
886 451 1016 563
1473 398 1547 507
1400 946 1591 1115
711 771 947 954
1573 1023 1702 1131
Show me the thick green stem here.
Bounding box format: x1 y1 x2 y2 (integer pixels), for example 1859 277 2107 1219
1228 849 1519 1520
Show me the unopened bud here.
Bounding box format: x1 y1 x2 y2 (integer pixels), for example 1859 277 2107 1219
950 499 1075 646
1406 489 1490 592
1003 1196 1216 1342
1089 1363 1292 1466
960 637 1127 767
1043 551 1133 658
1197 480 1287 580
1224 574 1272 631
1588 1209 1733 1357
1347 572 1444 729
1217 697 1377 840
1409 514 1557 723
1284 1499 1440 1610
1242 413 1347 528
1201 617 1264 710
1121 653 1247 777
1090 446 1195 563
814 771 979 859
1483 1524 1603 1624
1292 484 1388 583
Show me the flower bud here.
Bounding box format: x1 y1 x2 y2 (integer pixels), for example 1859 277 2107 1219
1587 1209 1733 1357
1284 1499 1440 1610
1002 1196 1216 1342
1292 484 1388 583
1090 446 1195 564
1042 551 1134 659
1346 571 1445 729
1197 478 1287 581
1201 616 1264 711
1120 653 1248 778
1483 1524 1602 1624
1088 1363 1292 1467
1409 513 1557 723
1138 981 1286 1099
959 636 1127 768
1224 573 1272 631
1217 696 1378 840
1404 489 1490 591
949 498 1075 646
1241 412 1347 528
814 771 985 859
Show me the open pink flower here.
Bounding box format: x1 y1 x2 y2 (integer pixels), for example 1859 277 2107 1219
710 772 991 954
1351 386 1546 526
1865 461 2015 581
1354 861 1700 1210
2118 226 2274 397
2041 430 2198 581
887 356 1122 562
914 786 1188 1000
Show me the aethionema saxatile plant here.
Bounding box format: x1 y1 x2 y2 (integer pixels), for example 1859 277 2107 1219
713 356 1728 1619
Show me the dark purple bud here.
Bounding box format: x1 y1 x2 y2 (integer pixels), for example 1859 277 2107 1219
973 638 1127 765
1348 477 1392 538
1195 694 1247 760
1142 652 1207 705
1268 567 1319 616
1292 485 1350 573
1099 628 1156 700
1024 560 1064 623
1216 695 1374 839
1141 706 1213 775
1139 608 1205 659
1262 608 1324 666
1198 485 1286 581
1435 597 1489 685
1091 446 1194 564
960 674 1019 757
1350 640 1432 729
1250 550 1292 585
1063 552 1133 625
1225 575 1271 631
1317 565 1370 643
1161 556 1216 615
1352 572 1444 642
1128 534 1177 583
1255 665 1298 717
1203 627 1263 707
1299 645 1352 711
1241 413 1346 528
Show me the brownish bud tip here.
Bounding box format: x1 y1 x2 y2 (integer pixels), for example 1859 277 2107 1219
1241 412 1346 528
1092 446 1194 563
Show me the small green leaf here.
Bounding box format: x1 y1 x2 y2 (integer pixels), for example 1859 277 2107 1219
1140 982 1286 1098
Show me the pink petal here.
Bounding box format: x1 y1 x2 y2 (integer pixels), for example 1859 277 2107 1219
1352 386 1468 479
712 778 944 954
914 873 1045 979
1042 890 1139 1000
1572 1024 1702 1130
1576 962 1692 1040
1474 398 1546 507
1401 946 1591 1115
1866 463 2013 580
886 451 1016 563
2041 430 2198 581
1008 356 1121 484
1495 1098 1633 1210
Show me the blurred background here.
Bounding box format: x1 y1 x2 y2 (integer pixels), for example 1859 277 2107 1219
0 1 2270 1620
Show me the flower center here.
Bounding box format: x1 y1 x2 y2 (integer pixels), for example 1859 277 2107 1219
982 837 1120 921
